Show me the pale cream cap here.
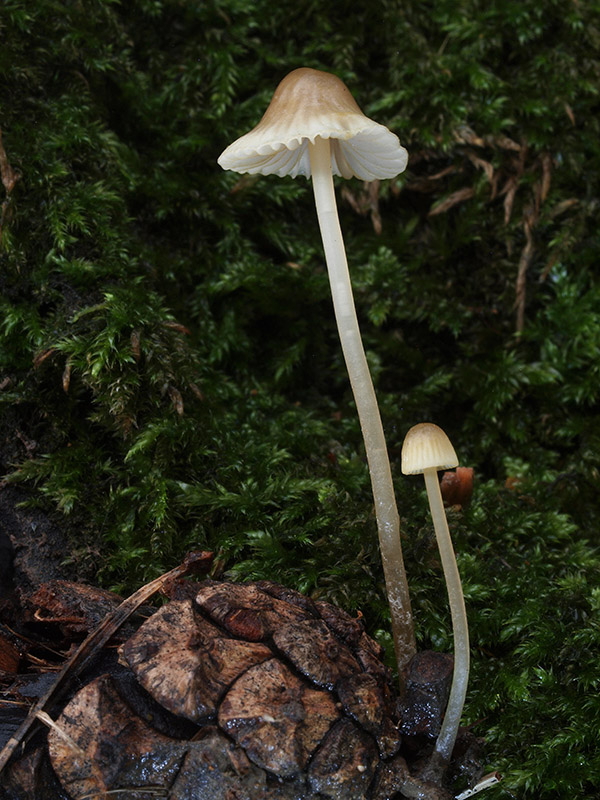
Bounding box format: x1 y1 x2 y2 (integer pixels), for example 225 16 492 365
401 423 459 474
217 67 408 181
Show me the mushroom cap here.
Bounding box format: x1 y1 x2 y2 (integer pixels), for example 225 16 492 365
217 67 408 181
401 423 459 475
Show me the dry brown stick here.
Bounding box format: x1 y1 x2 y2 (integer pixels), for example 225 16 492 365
0 128 21 194
0 550 213 774
515 217 534 333
0 127 21 243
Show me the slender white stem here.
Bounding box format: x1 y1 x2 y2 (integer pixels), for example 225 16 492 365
423 468 470 763
308 136 416 671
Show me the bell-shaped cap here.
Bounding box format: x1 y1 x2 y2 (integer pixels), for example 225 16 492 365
401 423 459 475
217 67 408 181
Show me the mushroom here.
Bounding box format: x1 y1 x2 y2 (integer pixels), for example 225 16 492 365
218 68 415 671
401 422 469 767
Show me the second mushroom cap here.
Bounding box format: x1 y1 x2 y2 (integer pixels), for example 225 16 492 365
401 423 459 476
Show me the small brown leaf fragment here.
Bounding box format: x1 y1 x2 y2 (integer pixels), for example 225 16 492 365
33 349 56 369
453 125 485 147
428 187 475 217
405 178 440 194
548 198 578 219
502 176 519 225
218 658 340 778
230 173 259 193
440 466 474 507
62 362 71 393
540 153 552 204
0 129 20 194
163 320 191 335
189 381 204 400
466 151 494 184
426 164 459 182
501 144 528 225
168 385 184 415
490 134 521 152
0 131 20 244
489 169 501 201
515 214 534 333
564 103 575 126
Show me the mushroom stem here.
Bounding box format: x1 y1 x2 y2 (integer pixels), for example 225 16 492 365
422 467 470 763
308 135 416 671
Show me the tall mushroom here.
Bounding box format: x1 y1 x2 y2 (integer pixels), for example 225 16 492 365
218 68 415 670
401 422 469 769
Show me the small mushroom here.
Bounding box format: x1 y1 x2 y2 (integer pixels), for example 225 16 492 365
218 67 414 671
401 422 469 766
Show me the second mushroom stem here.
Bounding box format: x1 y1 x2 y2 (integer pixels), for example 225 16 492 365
423 468 470 764
308 136 416 671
